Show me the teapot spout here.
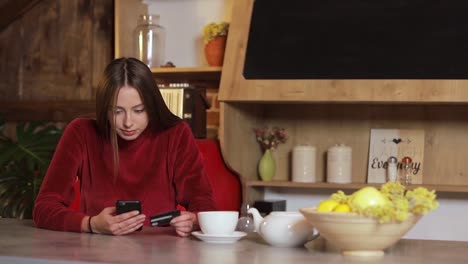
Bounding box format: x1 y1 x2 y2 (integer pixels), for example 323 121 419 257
247 207 263 232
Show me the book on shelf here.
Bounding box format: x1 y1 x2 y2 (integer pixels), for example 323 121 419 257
159 83 209 138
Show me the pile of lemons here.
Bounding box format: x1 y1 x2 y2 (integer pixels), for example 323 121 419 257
316 185 388 213
315 182 439 223
317 199 351 213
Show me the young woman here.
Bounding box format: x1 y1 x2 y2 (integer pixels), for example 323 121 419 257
33 57 216 236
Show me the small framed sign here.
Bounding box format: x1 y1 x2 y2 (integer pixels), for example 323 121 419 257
367 129 424 184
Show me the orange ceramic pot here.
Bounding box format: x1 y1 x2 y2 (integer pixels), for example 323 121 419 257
204 36 227 66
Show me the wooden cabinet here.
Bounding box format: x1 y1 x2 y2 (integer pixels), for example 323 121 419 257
218 0 468 203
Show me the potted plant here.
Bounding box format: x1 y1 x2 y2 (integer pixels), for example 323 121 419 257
253 127 288 181
203 21 229 66
0 117 62 219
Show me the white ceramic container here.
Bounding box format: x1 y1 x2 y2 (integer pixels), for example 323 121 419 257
292 145 316 183
327 144 352 183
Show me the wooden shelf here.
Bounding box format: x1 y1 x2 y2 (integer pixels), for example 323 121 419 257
247 180 468 193
151 67 222 81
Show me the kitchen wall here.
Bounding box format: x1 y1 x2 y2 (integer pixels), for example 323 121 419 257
142 0 233 138
146 0 468 242
0 0 113 102
145 0 232 67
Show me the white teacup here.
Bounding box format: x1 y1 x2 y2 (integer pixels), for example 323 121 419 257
198 211 239 236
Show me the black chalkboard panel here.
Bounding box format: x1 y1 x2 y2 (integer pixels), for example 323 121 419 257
243 0 468 79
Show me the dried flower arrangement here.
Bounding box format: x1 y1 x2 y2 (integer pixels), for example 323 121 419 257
254 127 288 151
203 22 229 44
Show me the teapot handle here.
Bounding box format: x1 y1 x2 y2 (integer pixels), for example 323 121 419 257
247 207 263 232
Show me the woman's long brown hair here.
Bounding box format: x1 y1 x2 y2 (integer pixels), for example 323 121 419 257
95 57 181 180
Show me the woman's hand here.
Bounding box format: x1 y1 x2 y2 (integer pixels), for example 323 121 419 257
170 211 197 237
90 207 146 235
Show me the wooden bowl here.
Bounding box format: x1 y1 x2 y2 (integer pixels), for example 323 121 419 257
299 207 421 257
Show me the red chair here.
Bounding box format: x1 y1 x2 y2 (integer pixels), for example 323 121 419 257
195 139 242 211
68 139 242 212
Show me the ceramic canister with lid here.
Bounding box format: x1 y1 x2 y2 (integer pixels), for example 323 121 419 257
327 144 352 183
292 145 316 182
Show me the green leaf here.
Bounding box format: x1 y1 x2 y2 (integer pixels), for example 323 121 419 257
0 119 62 219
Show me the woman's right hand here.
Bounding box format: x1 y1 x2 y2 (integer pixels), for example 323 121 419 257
90 207 146 235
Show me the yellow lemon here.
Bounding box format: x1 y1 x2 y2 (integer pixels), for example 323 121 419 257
333 203 351 213
317 199 339 212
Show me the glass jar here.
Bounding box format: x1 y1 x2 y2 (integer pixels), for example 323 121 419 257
236 203 255 232
133 14 166 68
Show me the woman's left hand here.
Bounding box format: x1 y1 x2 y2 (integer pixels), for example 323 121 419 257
170 211 197 237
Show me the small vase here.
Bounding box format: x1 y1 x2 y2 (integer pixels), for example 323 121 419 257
258 149 276 181
204 36 227 66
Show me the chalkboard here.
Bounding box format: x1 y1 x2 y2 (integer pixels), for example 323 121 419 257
243 0 468 79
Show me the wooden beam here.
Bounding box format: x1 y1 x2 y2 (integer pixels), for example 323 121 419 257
0 0 43 32
0 101 95 122
152 67 222 82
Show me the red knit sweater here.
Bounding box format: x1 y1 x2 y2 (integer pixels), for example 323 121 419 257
33 118 216 232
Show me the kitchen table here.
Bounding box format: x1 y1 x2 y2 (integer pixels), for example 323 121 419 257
0 218 466 264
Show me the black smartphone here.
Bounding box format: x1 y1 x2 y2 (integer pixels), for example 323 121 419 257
116 200 142 231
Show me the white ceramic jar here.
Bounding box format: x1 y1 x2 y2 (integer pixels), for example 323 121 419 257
292 145 316 182
327 144 352 183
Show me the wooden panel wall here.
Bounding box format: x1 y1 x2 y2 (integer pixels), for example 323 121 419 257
221 103 468 201
0 0 113 103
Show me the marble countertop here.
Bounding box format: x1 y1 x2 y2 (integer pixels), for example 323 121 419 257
0 218 467 264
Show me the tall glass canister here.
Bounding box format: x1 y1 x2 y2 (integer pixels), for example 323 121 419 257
133 14 166 68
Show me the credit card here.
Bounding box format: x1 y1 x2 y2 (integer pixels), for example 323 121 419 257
150 210 181 226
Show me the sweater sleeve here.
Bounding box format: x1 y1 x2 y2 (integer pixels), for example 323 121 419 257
172 123 217 212
33 119 87 232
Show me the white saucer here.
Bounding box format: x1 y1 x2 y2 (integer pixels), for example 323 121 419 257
191 231 247 244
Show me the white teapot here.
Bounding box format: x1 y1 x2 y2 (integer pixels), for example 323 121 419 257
248 207 318 247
